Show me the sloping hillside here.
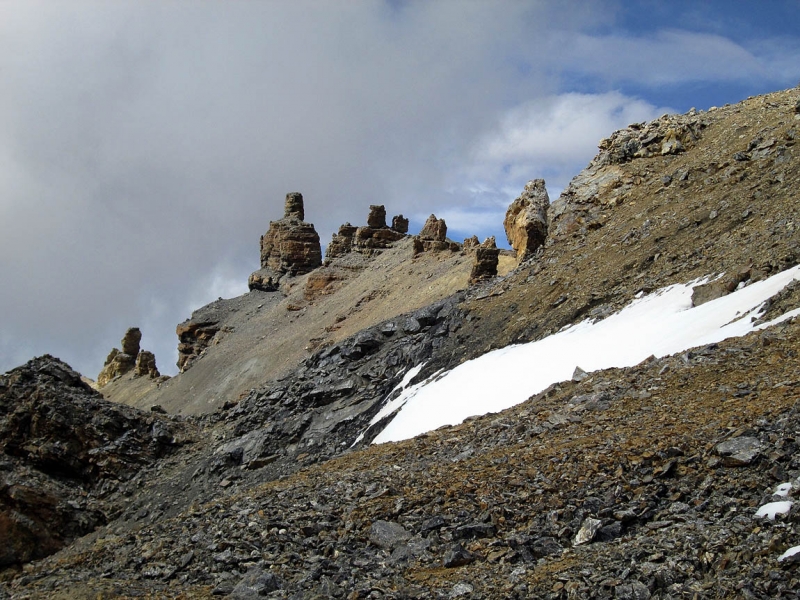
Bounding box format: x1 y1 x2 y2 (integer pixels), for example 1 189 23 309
101 238 515 416
1 86 799 599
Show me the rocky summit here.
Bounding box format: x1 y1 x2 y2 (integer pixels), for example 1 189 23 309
2 86 800 599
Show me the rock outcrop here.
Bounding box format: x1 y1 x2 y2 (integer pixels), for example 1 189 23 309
134 350 160 378
176 320 221 372
413 214 458 254
504 179 549 260
324 205 407 261
469 237 499 284
325 223 358 260
97 327 160 387
392 214 409 234
419 214 447 241
0 356 185 567
255 192 322 281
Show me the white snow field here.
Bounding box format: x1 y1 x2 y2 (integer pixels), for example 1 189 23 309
370 265 800 444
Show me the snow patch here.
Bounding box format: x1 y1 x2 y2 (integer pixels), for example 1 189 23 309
755 501 793 520
779 546 800 562
370 265 800 444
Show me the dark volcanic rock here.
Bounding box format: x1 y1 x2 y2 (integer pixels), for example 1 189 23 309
0 356 186 567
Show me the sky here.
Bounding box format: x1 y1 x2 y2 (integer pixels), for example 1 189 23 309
1 1 799 378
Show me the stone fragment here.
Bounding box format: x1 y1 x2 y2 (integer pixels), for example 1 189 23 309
715 436 761 466
369 520 411 550
573 517 603 546
504 179 549 260
443 544 475 568
453 522 496 539
615 581 651 600
572 366 589 382
230 566 282 598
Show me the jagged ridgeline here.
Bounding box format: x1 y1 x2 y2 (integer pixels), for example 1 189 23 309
2 86 800 598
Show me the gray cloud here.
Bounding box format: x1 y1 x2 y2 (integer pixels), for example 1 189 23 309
0 1 796 378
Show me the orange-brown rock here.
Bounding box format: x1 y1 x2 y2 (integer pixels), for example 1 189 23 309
326 206 406 261
419 214 447 241
134 350 160 378
413 214 458 254
258 192 322 277
463 235 480 250
96 327 141 387
504 179 549 260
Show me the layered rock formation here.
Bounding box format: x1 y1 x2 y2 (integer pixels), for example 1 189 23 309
504 179 549 260
249 192 322 290
324 205 408 261
413 214 459 254
96 327 160 387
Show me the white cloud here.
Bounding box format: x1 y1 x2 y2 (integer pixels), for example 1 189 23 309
440 91 671 229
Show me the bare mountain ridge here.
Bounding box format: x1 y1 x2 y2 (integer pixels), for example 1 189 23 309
2 85 800 598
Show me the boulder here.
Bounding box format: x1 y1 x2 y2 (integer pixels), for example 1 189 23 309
248 268 279 292
504 179 549 260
